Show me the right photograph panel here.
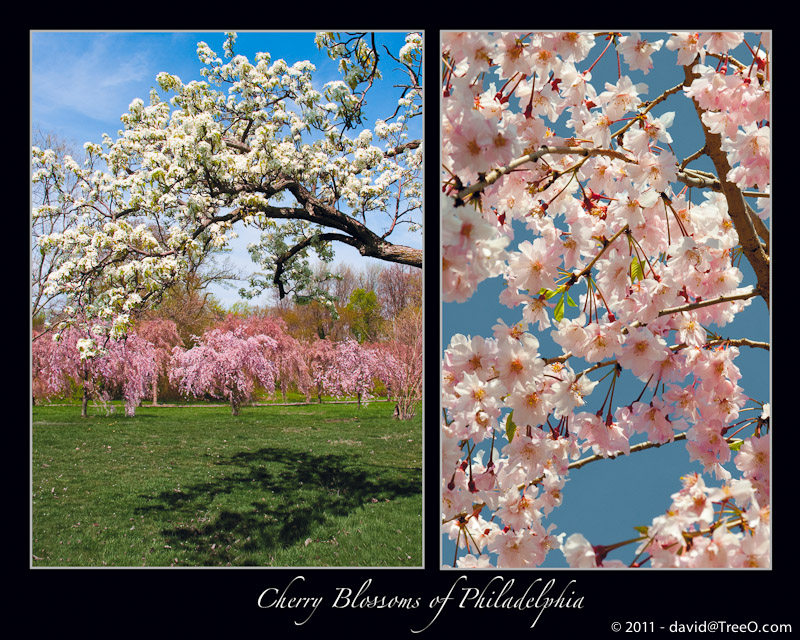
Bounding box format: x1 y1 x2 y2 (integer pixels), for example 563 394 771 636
440 31 771 568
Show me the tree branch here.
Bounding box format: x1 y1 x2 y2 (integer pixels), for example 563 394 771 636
443 432 691 526
453 143 768 208
192 147 424 274
676 168 768 199
656 289 759 317
564 433 689 475
224 135 421 161
279 174 422 268
272 232 354 298
610 81 685 140
745 201 770 255
682 63 770 309
455 145 635 202
679 145 707 170
706 337 769 351
384 139 421 157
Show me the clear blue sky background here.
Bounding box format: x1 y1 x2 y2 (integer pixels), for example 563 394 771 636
441 32 770 568
31 30 422 308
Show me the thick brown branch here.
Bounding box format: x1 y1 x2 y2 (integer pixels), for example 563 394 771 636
222 136 251 153
279 175 422 268
218 137 423 268
746 201 770 255
384 139 421 157
676 168 767 200
188 156 423 272
682 64 770 309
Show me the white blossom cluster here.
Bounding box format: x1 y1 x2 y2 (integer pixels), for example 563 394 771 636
34 31 422 338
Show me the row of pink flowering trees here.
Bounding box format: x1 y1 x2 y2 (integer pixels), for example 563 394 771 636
33 313 421 418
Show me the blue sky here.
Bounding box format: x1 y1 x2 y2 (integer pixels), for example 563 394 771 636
31 30 423 308
440 32 770 568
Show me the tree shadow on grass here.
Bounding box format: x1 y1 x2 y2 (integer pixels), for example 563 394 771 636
135 446 421 566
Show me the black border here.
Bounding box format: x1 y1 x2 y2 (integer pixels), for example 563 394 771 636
22 21 793 637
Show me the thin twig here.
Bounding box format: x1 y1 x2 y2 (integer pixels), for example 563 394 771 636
455 146 635 202
680 145 707 170
656 289 759 317
443 432 689 526
566 432 688 474
705 337 769 351
610 81 684 140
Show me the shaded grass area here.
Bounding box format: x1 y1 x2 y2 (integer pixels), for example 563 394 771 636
32 401 421 567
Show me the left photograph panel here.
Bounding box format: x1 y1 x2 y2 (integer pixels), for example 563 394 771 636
31 30 423 568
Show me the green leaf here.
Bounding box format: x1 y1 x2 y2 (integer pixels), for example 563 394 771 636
506 411 517 443
728 439 744 451
540 286 563 299
630 256 644 282
634 525 649 535
553 293 565 322
566 293 577 308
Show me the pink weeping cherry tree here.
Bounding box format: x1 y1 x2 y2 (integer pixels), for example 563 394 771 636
322 338 385 409
33 326 158 417
303 337 338 404
168 328 279 416
103 334 160 416
214 314 312 403
376 307 423 420
135 318 184 405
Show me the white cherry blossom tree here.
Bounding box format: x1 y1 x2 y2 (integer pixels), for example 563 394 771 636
33 31 422 350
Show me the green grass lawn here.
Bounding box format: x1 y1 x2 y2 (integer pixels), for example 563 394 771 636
31 400 422 567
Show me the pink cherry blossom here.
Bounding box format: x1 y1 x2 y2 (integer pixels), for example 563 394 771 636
506 379 550 428
493 32 532 77
506 237 562 295
617 32 664 74
617 326 671 379
697 32 744 54
724 124 770 191
549 369 599 419
597 75 649 121
685 419 731 473
572 411 630 457
441 31 770 569
665 32 703 65
582 319 625 362
735 433 769 485
631 396 687 444
447 111 499 176
553 32 596 63
562 532 598 567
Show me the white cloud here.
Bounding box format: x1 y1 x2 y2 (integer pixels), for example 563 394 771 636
32 33 155 126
